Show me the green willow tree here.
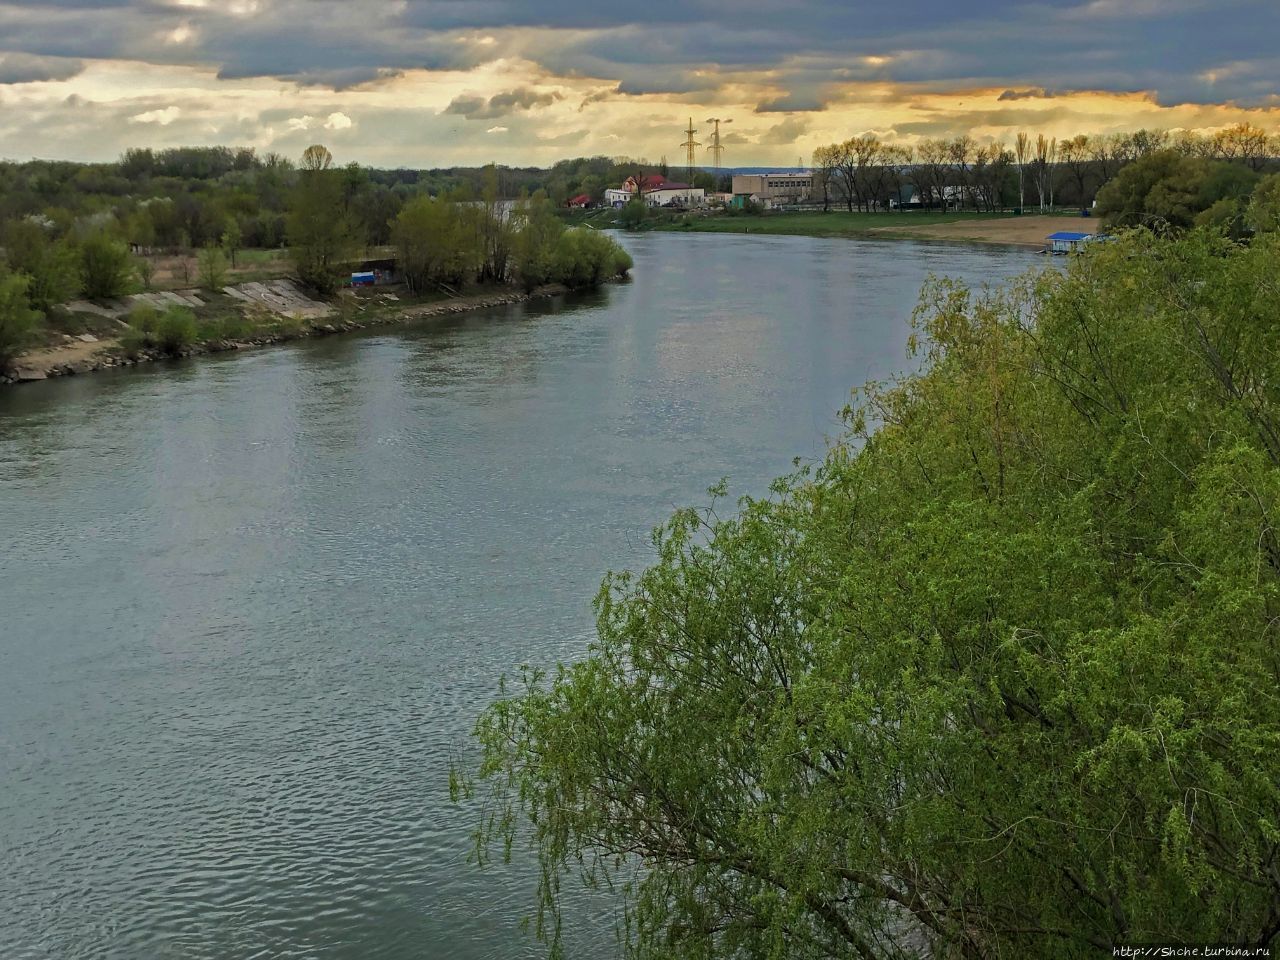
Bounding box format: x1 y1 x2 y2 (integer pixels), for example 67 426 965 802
78 230 134 299
0 268 40 367
1 219 78 310
510 191 565 291
391 192 484 293
286 144 359 295
462 228 1280 959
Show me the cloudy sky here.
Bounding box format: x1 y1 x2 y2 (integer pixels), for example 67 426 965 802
0 0 1277 168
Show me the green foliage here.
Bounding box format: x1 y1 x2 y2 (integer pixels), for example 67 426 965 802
1097 151 1261 230
221 219 242 267
391 193 485 293
78 231 134 299
466 229 1280 958
617 199 649 230
137 257 155 291
286 158 360 296
123 303 198 356
1195 197 1249 239
1 218 79 310
550 228 632 289
0 268 41 367
511 193 566 291
1247 173 1280 235
198 243 229 290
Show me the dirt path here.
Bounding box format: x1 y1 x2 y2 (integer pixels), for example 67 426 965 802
10 337 117 381
871 214 1093 247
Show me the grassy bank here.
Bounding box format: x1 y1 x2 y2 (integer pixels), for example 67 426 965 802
654 210 1017 237
563 207 1084 247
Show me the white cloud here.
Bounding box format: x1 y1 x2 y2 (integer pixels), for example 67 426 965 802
323 111 353 130
165 22 196 45
485 125 508 133
287 114 315 131
130 106 181 125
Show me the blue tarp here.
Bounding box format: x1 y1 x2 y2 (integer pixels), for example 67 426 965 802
1047 232 1093 242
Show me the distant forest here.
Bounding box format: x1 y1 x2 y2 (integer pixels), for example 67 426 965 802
0 148 720 254
810 123 1279 213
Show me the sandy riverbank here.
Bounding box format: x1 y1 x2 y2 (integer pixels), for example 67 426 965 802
869 214 1090 247
2 285 571 387
646 210 1092 248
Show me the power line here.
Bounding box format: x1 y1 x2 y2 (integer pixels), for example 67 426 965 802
680 118 701 182
705 118 732 171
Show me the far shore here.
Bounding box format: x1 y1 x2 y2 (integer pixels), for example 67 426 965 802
638 210 1090 248
2 284 574 388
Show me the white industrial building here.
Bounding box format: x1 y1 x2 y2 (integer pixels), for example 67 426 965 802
605 175 706 208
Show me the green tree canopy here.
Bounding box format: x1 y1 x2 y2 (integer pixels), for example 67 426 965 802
0 268 40 367
390 193 484 294
1097 151 1261 230
1247 173 1280 235
286 147 360 296
511 192 566 292
77 230 134 299
1 217 78 310
466 229 1280 958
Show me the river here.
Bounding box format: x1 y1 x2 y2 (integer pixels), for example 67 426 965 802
0 233 1036 959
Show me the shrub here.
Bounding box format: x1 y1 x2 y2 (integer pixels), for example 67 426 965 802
617 199 648 230
122 304 197 356
0 270 41 368
78 231 135 299
551 228 632 289
198 244 228 290
153 307 197 354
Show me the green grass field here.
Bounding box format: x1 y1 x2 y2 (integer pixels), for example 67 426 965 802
558 206 1080 242
651 210 1019 237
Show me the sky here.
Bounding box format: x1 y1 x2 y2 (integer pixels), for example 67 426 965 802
0 0 1278 169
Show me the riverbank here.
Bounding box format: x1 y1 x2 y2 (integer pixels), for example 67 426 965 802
632 210 1084 248
2 284 572 387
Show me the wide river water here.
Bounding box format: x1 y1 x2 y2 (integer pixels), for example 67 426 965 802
0 233 1035 959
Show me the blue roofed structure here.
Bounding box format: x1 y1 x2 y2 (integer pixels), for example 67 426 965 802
1047 231 1095 253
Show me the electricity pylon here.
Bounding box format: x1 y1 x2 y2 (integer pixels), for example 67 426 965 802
705 117 732 171
681 118 701 182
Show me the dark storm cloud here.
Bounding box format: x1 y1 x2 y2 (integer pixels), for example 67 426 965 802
0 52 84 83
444 87 564 119
998 88 1057 101
0 0 1276 107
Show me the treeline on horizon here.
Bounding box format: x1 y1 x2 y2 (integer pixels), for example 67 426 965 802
809 122 1280 218
0 147 716 255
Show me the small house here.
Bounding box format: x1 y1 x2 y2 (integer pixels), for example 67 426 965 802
1047 231 1095 254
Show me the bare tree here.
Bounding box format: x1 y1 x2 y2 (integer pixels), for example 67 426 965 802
868 143 910 212
831 139 859 212
1173 130 1212 158
916 139 952 211
300 144 334 172
971 143 1010 212
947 136 977 209
1014 133 1031 212
1033 134 1057 212
1059 135 1092 209
1213 122 1271 170
850 135 882 211
811 145 839 212
1089 133 1123 189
